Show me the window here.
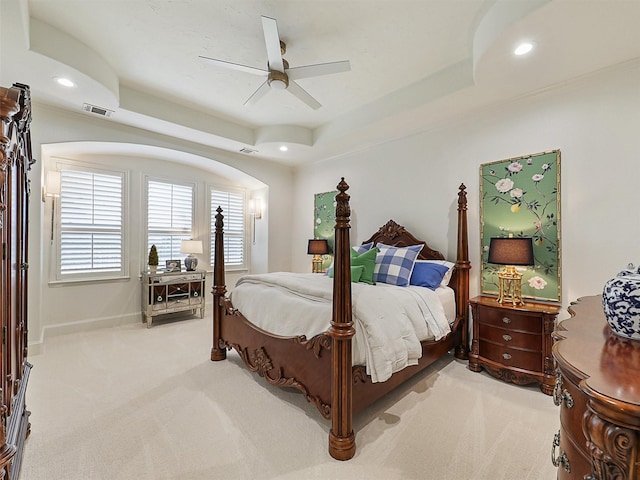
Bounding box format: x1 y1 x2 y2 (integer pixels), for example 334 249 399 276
211 188 246 269
147 180 193 264
58 167 125 280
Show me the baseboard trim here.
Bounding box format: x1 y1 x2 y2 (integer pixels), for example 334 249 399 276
28 301 212 356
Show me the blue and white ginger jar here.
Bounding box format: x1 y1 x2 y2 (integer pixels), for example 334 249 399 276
602 263 640 341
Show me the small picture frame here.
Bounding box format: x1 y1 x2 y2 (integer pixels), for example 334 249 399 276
165 259 181 272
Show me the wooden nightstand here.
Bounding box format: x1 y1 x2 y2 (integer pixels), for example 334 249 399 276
469 295 560 395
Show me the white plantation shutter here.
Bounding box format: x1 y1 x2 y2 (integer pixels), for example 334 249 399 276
211 188 245 268
59 169 124 277
147 180 193 263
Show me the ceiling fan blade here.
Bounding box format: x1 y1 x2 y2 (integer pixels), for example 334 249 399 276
287 81 321 110
199 56 268 76
261 16 285 72
244 81 271 107
287 60 351 80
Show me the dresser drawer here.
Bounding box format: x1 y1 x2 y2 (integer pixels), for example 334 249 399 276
476 305 542 334
479 340 541 371
478 323 542 350
556 425 591 480
557 374 589 451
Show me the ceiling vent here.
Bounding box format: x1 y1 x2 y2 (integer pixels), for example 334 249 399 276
239 147 257 154
82 103 114 118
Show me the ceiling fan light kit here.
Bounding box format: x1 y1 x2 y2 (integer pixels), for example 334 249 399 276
200 15 350 109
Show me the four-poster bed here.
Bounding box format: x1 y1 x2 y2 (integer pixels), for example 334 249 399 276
211 178 470 460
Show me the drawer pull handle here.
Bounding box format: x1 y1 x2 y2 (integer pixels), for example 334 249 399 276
193 292 199 297
502 353 512 360
502 316 511 324
157 296 163 302
552 376 574 409
551 431 571 473
502 334 512 342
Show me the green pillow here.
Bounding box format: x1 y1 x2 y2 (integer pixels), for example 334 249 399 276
350 247 377 285
329 264 365 283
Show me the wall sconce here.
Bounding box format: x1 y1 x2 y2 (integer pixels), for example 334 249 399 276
248 198 263 219
248 197 263 244
43 170 61 241
487 236 534 306
307 239 329 273
42 170 61 202
181 239 203 271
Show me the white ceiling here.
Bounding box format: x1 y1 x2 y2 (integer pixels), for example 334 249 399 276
2 0 640 166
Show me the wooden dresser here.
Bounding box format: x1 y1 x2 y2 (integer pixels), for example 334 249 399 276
552 295 640 479
469 295 560 395
0 83 33 479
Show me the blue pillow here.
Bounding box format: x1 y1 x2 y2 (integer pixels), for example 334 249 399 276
373 244 423 287
354 242 374 254
410 261 450 290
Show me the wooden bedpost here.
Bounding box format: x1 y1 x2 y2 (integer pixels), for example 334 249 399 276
211 206 227 361
454 184 471 360
328 178 356 461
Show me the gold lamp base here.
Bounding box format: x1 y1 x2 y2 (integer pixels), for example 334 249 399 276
311 255 324 274
497 266 525 306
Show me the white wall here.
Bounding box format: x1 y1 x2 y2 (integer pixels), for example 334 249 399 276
293 59 640 311
28 105 293 349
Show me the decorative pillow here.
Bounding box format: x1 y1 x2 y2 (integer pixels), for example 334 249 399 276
329 264 365 283
350 247 378 285
325 242 374 276
354 241 374 254
410 261 450 289
417 259 455 286
373 244 423 287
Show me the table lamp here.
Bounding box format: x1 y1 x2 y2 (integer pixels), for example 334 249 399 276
181 240 203 271
487 236 534 306
307 239 329 273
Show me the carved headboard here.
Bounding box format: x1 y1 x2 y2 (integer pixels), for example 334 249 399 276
361 219 446 261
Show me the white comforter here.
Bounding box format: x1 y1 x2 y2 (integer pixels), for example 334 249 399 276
230 273 452 383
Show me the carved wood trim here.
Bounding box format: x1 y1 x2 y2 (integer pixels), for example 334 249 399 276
294 334 332 359
584 409 637 480
482 364 539 386
225 341 331 419
362 219 445 260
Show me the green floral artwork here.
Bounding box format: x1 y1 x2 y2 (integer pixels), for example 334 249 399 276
314 190 337 270
480 150 561 302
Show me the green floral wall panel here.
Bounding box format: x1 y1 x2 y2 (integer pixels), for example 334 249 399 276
314 190 337 270
480 150 561 302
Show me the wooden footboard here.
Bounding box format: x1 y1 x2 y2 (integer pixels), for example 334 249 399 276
211 178 470 461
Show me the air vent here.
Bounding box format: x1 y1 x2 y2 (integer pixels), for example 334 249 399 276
82 103 113 118
239 147 257 154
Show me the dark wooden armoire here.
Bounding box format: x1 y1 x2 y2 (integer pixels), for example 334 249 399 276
0 83 33 479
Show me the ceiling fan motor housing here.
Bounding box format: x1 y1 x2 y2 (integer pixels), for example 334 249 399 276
268 70 289 89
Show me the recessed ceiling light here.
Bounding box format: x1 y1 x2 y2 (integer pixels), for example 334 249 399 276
514 42 534 56
279 145 288 152
54 77 76 88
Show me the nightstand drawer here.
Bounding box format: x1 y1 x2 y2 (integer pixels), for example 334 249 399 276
476 306 542 334
478 323 542 350
479 340 541 371
168 283 189 295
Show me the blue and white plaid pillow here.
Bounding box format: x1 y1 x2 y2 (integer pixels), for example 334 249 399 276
373 244 424 287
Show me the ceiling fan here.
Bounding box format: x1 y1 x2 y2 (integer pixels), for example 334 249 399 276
199 16 351 110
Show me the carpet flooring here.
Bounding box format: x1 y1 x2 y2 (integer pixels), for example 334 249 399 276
21 314 560 479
